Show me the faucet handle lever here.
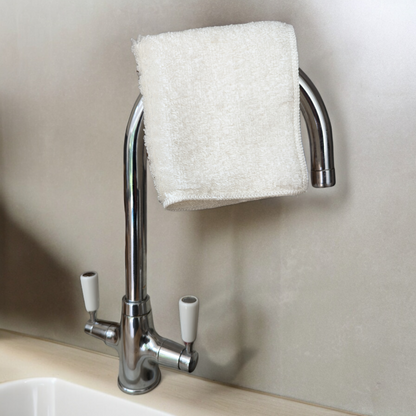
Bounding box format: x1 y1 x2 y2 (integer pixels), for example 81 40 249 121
80 271 99 313
179 296 199 348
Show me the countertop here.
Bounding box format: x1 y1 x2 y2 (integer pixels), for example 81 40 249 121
0 330 362 416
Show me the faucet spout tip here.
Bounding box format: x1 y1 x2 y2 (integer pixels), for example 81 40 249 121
312 168 336 188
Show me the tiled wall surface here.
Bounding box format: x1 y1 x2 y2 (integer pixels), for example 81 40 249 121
1 1 415 415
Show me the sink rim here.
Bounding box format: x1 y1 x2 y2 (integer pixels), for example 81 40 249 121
0 377 173 416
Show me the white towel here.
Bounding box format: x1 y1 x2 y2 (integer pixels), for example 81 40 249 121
132 21 308 211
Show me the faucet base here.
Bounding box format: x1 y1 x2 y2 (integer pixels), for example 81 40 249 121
117 370 161 395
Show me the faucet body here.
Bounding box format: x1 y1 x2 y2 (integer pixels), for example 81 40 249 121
84 297 196 393
81 69 334 395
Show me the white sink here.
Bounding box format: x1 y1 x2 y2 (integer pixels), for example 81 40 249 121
0 378 171 416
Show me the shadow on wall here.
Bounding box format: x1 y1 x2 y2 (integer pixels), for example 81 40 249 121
168 198 282 384
0 205 79 338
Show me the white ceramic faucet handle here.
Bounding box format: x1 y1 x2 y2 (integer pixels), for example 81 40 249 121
80 271 99 312
179 296 199 344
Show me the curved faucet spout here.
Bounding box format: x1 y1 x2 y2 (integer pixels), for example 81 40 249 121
123 70 336 302
299 68 336 188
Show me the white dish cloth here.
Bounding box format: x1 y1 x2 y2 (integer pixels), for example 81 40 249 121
132 21 308 211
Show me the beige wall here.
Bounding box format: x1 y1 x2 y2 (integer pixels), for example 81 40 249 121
1 1 416 415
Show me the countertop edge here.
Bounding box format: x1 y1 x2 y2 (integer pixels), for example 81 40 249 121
0 330 363 416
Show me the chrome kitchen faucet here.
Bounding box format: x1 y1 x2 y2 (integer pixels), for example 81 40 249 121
80 68 335 395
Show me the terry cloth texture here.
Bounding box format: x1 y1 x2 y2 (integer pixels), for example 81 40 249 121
132 21 308 211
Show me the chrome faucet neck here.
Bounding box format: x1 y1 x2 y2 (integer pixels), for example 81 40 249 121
123 95 147 302
123 70 335 303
